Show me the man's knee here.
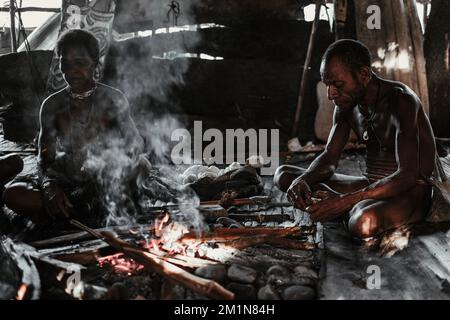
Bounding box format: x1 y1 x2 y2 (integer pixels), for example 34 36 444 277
273 165 307 191
273 165 292 191
348 207 381 239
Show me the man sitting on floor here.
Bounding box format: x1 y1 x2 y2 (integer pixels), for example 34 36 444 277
274 39 436 240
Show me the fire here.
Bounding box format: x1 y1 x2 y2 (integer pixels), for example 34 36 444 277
16 284 28 300
98 212 208 276
98 253 144 275
154 212 170 238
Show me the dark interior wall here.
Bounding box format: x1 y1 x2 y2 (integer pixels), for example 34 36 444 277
425 0 450 138
105 0 334 148
0 51 53 142
0 0 335 148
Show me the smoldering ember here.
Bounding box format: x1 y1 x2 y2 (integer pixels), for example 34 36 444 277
0 0 449 303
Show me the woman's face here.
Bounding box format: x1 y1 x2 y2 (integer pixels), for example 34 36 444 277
60 44 96 92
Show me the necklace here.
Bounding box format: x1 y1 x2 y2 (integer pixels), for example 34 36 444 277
359 81 381 141
66 83 97 100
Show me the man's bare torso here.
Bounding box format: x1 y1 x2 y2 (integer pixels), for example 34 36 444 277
343 78 435 181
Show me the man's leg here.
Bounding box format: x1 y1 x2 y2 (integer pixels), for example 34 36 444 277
347 184 432 239
273 164 369 194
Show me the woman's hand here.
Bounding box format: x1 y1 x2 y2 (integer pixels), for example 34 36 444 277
42 181 73 218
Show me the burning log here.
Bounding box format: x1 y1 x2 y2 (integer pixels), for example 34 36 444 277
179 227 305 244
99 231 234 300
265 238 316 251
68 219 234 300
29 224 154 249
216 235 315 251
228 213 292 223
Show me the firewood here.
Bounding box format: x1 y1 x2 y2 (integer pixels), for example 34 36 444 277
179 226 304 244
147 249 218 269
228 213 291 223
99 231 234 300
266 238 315 251
29 223 154 248
405 0 430 114
216 236 315 251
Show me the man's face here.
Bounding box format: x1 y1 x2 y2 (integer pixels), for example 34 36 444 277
320 57 366 110
60 44 96 90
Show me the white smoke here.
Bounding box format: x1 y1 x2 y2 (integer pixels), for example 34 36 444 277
82 0 207 230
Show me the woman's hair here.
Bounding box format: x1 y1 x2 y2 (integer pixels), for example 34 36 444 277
56 29 100 64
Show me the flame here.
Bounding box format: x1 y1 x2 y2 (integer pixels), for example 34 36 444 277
16 284 28 300
154 212 170 238
98 253 144 274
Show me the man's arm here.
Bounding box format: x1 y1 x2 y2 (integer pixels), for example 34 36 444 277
308 91 422 221
287 106 351 209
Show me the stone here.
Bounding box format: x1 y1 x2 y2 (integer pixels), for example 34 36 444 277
257 285 280 300
293 265 318 279
266 265 290 276
290 276 316 288
226 283 256 300
282 285 316 300
267 273 292 287
227 264 257 284
194 264 227 282
161 281 186 300
216 217 243 228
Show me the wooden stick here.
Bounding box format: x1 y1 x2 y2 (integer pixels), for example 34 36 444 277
65 220 233 299
99 231 234 300
267 238 316 251
30 223 154 248
228 213 292 223
405 0 430 114
216 235 315 251
148 249 218 269
291 0 321 137
179 227 303 244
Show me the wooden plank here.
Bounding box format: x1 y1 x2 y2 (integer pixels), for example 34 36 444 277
113 0 301 32
405 0 430 114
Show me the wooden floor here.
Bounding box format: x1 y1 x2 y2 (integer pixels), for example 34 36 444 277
318 154 450 300
2 130 450 300
319 221 450 300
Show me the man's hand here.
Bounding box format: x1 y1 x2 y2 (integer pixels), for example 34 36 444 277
42 181 73 219
306 192 362 222
287 178 312 210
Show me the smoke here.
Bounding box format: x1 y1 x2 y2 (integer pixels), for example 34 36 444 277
82 0 207 230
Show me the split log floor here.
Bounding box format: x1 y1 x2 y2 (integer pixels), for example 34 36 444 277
1 130 450 300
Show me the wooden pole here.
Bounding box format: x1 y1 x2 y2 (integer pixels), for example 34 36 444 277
9 0 17 53
381 0 400 80
291 0 322 138
333 0 348 40
391 0 420 95
405 0 430 115
0 7 60 13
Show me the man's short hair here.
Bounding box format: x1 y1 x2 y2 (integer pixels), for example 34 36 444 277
321 39 372 74
56 29 100 64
